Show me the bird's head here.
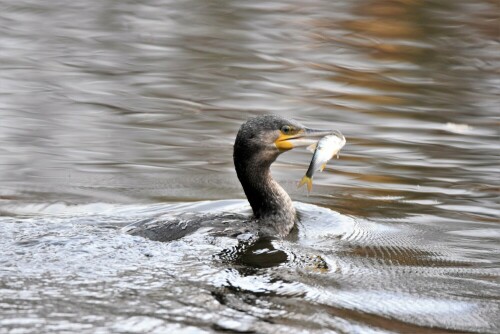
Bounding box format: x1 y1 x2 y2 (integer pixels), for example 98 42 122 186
234 114 342 168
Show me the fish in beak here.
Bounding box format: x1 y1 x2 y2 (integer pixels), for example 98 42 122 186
298 134 346 192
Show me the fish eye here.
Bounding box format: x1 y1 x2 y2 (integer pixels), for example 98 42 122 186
281 125 293 134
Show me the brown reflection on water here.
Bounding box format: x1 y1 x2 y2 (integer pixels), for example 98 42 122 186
292 0 500 225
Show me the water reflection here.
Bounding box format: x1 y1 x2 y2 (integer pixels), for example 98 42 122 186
0 0 499 333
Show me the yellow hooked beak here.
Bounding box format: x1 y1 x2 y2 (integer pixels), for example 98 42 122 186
275 129 305 152
274 128 343 152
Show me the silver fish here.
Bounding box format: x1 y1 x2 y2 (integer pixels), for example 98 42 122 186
298 133 346 192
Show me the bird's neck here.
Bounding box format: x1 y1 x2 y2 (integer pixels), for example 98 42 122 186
235 157 296 237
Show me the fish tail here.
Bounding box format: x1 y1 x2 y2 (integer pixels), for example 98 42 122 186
298 175 313 192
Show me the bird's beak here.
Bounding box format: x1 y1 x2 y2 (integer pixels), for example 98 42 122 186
275 128 344 152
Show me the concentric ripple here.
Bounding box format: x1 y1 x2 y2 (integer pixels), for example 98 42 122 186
1 201 498 333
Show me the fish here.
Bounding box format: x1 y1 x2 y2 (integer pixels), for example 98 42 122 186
298 134 346 192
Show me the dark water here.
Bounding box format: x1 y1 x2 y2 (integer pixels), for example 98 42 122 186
1 0 499 333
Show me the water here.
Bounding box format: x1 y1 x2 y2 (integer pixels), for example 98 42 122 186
1 0 499 333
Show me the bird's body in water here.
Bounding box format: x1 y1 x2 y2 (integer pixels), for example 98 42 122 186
124 115 343 241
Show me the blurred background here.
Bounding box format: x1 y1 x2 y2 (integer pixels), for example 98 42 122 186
0 0 499 333
0 0 498 219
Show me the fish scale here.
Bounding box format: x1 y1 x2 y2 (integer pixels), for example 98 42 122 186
298 134 346 192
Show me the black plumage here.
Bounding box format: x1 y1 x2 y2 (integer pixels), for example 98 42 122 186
125 114 340 241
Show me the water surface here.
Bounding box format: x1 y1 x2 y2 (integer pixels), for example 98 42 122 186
1 0 499 333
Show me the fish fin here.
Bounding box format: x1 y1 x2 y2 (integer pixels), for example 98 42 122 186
298 175 313 193
320 163 327 172
306 143 317 153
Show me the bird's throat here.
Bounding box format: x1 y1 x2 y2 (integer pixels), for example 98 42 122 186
235 158 296 237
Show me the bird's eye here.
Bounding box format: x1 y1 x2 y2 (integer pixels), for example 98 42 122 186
281 125 293 134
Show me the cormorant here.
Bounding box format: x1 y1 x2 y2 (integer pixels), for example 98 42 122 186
124 114 343 241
